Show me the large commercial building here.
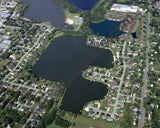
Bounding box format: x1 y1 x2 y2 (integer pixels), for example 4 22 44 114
110 4 146 13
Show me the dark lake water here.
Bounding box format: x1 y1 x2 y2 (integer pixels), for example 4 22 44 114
23 0 73 29
90 19 125 38
132 32 137 39
32 36 113 113
67 0 99 10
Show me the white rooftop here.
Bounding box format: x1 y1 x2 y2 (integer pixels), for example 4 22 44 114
110 3 145 13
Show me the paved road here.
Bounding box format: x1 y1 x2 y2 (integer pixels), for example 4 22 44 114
22 114 33 128
14 102 32 109
3 25 20 29
89 106 112 115
3 80 43 92
139 2 151 128
112 41 126 116
119 93 142 100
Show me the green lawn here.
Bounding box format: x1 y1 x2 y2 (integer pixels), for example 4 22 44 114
13 123 23 128
136 19 142 39
74 116 116 128
0 59 9 70
64 9 79 20
47 122 61 128
117 0 129 2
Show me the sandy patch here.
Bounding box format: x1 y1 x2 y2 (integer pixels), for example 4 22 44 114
65 18 74 25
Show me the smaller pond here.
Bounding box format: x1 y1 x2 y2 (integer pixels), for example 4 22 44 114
90 19 125 38
67 0 99 10
132 32 137 39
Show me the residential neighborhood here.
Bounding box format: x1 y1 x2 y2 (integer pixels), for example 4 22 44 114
82 1 160 128
0 0 67 127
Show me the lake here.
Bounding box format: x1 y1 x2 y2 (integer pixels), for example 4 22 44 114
90 19 125 38
23 0 73 29
67 0 100 10
32 36 113 113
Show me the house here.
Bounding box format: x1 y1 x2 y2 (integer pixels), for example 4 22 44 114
36 93 42 97
1 12 10 18
133 121 136 125
101 115 106 119
6 0 17 8
2 35 10 39
18 108 24 112
107 117 113 121
88 113 94 118
3 84 9 88
6 125 11 128
10 11 17 19
31 101 35 104
25 110 30 115
19 79 24 83
0 21 3 27
9 54 16 60
115 116 120 120
12 106 17 109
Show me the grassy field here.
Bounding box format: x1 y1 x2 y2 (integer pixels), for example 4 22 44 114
136 19 142 39
64 9 79 20
47 122 61 128
0 59 9 70
39 22 53 28
91 0 111 20
116 0 138 3
152 16 160 21
13 124 23 128
117 0 129 2
74 116 116 128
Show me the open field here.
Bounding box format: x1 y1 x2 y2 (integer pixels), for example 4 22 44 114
0 59 9 70
47 122 61 128
13 124 23 128
117 0 129 2
136 19 142 39
74 116 116 128
64 9 79 20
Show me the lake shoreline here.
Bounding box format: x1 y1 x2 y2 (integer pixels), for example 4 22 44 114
23 0 73 29
21 0 116 114
32 35 113 113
